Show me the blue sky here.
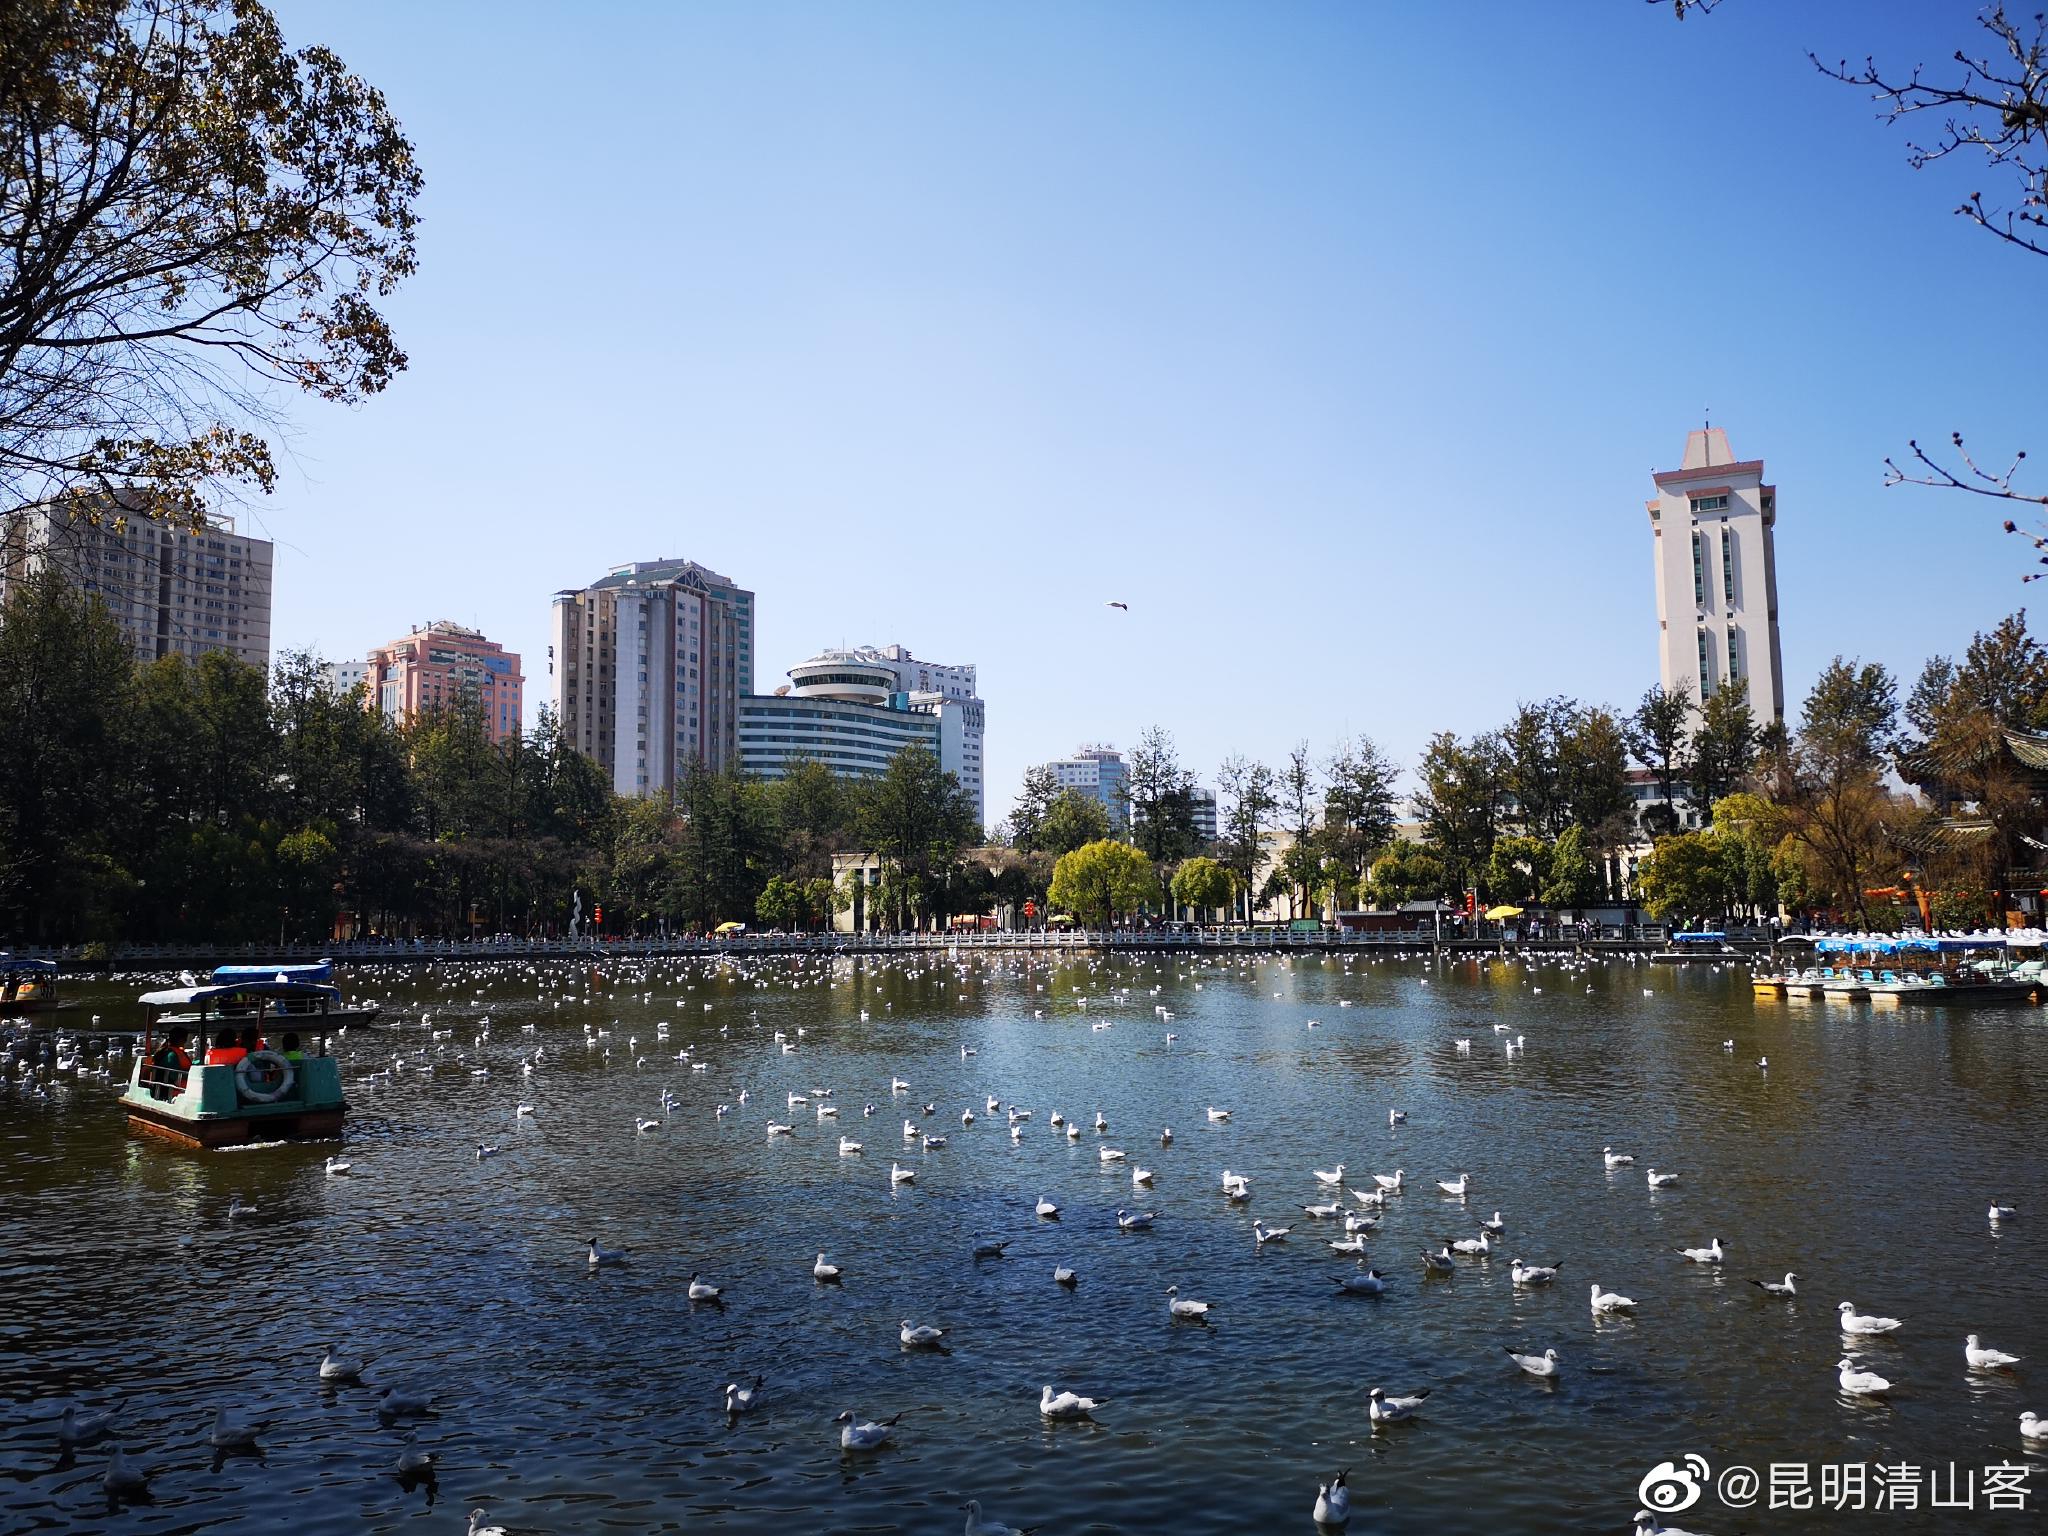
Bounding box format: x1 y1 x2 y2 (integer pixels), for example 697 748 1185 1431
260 1 2041 819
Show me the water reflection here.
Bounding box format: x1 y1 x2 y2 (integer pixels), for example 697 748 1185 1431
2 952 2044 1534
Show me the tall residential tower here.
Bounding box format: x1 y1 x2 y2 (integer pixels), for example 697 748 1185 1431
1646 427 1784 726
550 559 754 796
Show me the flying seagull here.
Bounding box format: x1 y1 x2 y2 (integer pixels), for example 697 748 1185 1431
1106 601 1128 610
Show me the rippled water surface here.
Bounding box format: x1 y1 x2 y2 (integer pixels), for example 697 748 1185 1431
3 950 2045 1535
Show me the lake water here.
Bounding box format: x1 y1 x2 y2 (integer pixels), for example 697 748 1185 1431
2 950 2044 1535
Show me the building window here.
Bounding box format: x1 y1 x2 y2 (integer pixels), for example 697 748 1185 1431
1727 627 1740 683
1720 528 1735 604
1697 628 1712 695
1690 493 1728 514
1692 532 1705 607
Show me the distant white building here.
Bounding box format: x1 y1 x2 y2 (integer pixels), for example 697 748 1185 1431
324 660 369 697
742 644 985 822
1646 427 1785 726
1037 745 1130 831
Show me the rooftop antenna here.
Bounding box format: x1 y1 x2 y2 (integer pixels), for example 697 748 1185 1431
1704 406 1711 430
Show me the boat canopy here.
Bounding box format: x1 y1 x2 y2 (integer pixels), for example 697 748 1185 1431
0 955 58 975
140 979 344 1008
1813 934 2010 954
209 961 333 984
1671 932 1727 942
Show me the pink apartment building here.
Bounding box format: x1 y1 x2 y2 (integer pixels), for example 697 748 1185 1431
363 621 524 743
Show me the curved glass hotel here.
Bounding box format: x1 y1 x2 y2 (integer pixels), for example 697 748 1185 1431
740 645 985 823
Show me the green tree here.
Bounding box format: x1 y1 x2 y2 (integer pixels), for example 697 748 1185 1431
0 0 422 556
1037 789 1112 857
1414 730 1504 895
1322 734 1399 896
1627 683 1695 836
1122 725 1202 864
856 744 977 929
1048 838 1159 927
1169 855 1234 921
1542 825 1603 909
1216 754 1278 922
1634 830 1733 922
1005 764 1061 854
755 873 802 929
1484 834 1549 906
0 568 133 935
1364 841 1447 908
1686 679 1760 819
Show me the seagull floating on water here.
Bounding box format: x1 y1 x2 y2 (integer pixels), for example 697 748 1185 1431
1313 1468 1351 1526
1967 1333 2021 1370
724 1376 763 1414
1837 1300 1901 1335
1506 1345 1560 1378
962 1498 1037 1536
1511 1259 1561 1286
835 1409 902 1450
687 1273 723 1302
1678 1238 1726 1265
1836 1357 1892 1395
1040 1384 1105 1420
1602 1146 1635 1168
1646 1168 1679 1188
1590 1282 1637 1313
813 1252 842 1282
1166 1284 1211 1319
1750 1272 1799 1296
1368 1386 1430 1425
899 1319 946 1347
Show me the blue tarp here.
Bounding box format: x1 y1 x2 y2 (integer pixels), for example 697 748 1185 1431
0 955 57 974
210 962 333 984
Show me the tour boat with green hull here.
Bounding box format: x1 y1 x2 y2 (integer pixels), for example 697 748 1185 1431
120 963 376 1148
0 956 71 1015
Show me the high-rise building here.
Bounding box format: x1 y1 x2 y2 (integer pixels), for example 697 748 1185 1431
0 493 274 671
550 558 754 796
1646 427 1784 725
1038 745 1131 831
739 645 985 822
358 621 524 744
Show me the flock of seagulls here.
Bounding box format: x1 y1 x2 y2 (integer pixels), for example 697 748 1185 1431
21 943 2043 1531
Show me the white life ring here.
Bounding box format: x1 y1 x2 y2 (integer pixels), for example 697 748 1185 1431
235 1050 296 1104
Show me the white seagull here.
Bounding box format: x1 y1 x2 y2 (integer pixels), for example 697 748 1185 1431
1372 1170 1404 1193
1506 1346 1561 1378
1436 1173 1470 1197
1836 1357 1892 1395
899 1320 947 1347
1602 1146 1635 1168
1254 1220 1291 1245
1313 1468 1351 1526
1590 1282 1637 1313
963 1498 1037 1536
1313 1164 1346 1186
1678 1238 1726 1265
1837 1301 1902 1335
835 1409 902 1450
1035 1195 1060 1219
725 1376 762 1414
813 1252 842 1282
1750 1272 1799 1297
1166 1284 1211 1319
687 1273 723 1302
1967 1333 2021 1370
1040 1384 1105 1420
1368 1386 1430 1425
1511 1259 1561 1287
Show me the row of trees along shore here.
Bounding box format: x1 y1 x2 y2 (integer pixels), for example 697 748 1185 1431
5 566 2041 944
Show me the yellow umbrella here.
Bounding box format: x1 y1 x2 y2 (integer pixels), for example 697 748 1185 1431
1483 904 1524 921
714 920 747 935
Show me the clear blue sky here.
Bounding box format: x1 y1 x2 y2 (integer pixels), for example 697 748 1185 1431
261 1 2040 820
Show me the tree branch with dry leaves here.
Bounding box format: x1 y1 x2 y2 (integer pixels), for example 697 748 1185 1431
0 0 421 568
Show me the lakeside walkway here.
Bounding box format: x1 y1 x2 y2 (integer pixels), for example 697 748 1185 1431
11 927 1777 971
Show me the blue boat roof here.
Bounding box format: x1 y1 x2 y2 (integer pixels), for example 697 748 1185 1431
0 956 58 975
210 962 333 983
1671 932 1727 941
